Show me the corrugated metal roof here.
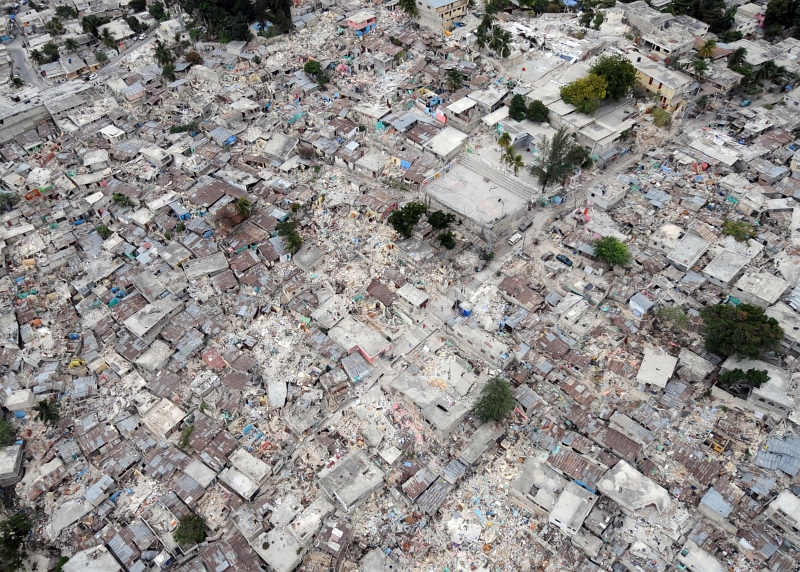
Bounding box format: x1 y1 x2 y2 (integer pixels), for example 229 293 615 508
103 443 141 478
755 435 800 476
442 459 468 484
173 472 206 507
416 478 453 515
699 487 733 517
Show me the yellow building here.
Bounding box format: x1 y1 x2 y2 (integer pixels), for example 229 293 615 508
627 53 694 112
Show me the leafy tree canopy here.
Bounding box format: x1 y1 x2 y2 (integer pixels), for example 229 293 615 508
399 0 419 17
173 514 206 546
593 236 631 266
717 368 769 393
560 74 607 114
304 60 321 75
437 231 456 249
0 513 33 571
388 202 427 238
652 107 671 127
508 94 527 121
657 307 689 331
526 99 549 122
428 211 456 230
699 303 784 359
473 378 516 423
589 55 636 101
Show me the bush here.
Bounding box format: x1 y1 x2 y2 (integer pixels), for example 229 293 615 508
651 108 671 127
657 307 689 331
173 514 206 546
180 425 194 447
721 219 757 242
96 225 113 239
560 74 607 114
473 378 516 423
700 303 784 359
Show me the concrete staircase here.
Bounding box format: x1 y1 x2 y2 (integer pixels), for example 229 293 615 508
458 154 536 201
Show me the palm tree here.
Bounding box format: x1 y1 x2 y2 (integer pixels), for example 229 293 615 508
29 49 44 64
64 37 79 53
101 28 116 49
446 68 463 92
235 197 252 219
498 132 512 149
81 15 102 36
698 39 716 59
693 58 709 80
488 26 512 58
113 192 131 206
154 40 172 66
508 152 525 176
475 25 490 49
45 18 64 36
717 6 737 32
189 27 202 42
11 77 24 88
728 47 747 69
34 399 60 425
501 146 516 172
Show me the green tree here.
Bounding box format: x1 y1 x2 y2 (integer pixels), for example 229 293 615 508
475 24 490 49
728 47 747 70
173 514 206 546
700 303 784 359
526 99 549 122
560 74 607 114
508 94 527 121
154 40 172 66
55 5 78 19
718 29 743 42
698 39 717 59
276 220 303 253
580 10 594 27
721 219 756 242
95 49 108 63
64 37 79 53
446 68 463 91
235 197 252 219
566 144 593 169
428 211 456 230
473 378 516 423
589 55 636 101
497 132 512 149
96 225 113 239
34 399 60 425
696 94 710 109
437 231 456 249
149 0 167 21
593 236 631 266
658 306 690 331
593 12 604 28
303 59 321 75
0 419 16 445
129 0 147 11
387 202 427 238
488 26 513 58
42 42 60 62
399 0 419 17
507 152 525 176
81 15 104 36
162 62 176 81
530 127 576 191
501 146 517 173
101 27 116 49
45 17 65 36
11 77 24 88
652 107 671 127
763 0 789 29
252 54 261 64
0 513 33 570
693 58 709 80
29 49 44 65
717 368 770 396
715 5 738 31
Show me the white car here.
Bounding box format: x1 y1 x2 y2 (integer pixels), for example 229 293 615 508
139 34 147 40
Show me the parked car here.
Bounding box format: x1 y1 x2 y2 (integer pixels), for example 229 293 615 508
507 233 522 246
540 251 554 261
518 219 532 232
556 254 573 267
740 99 752 107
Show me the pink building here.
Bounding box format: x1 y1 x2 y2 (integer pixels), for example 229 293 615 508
346 10 377 36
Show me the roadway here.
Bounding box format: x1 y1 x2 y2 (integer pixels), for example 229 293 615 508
6 38 43 88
